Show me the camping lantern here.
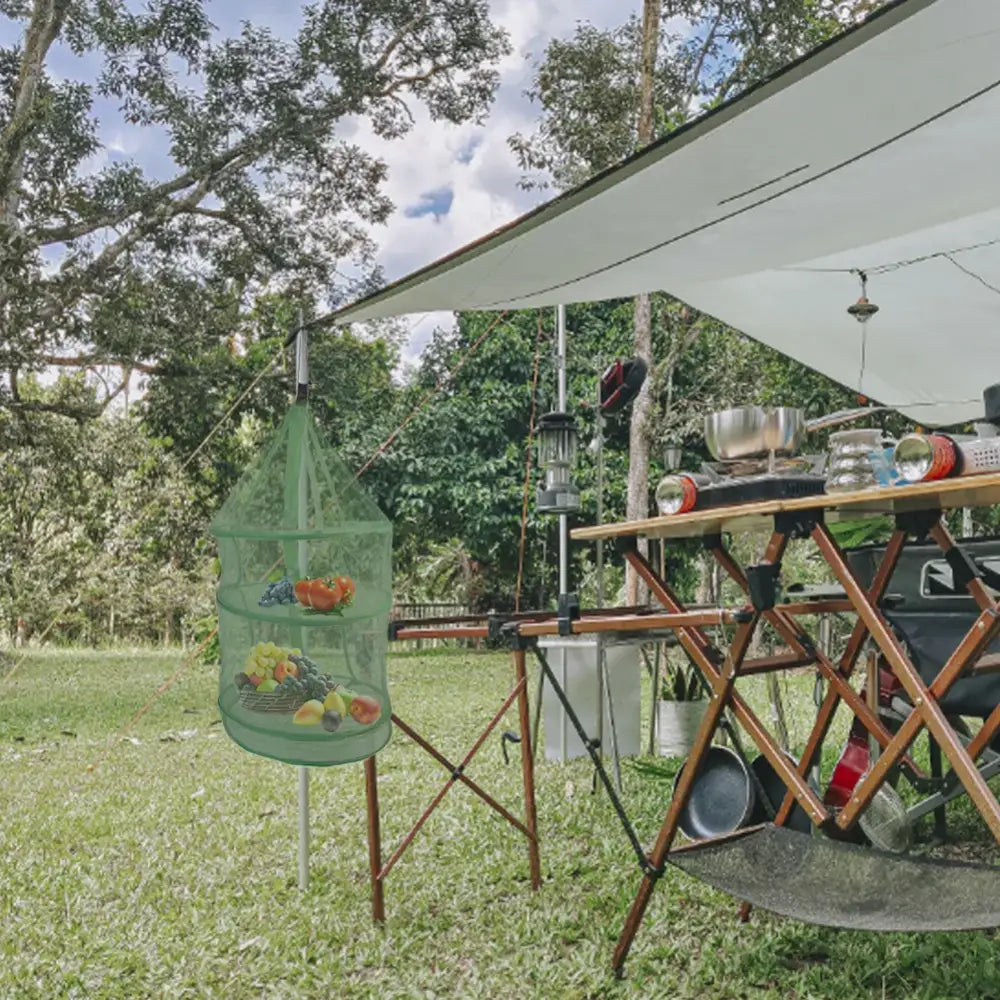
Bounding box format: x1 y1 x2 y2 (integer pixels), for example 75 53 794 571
211 402 393 766
663 440 683 470
536 410 580 515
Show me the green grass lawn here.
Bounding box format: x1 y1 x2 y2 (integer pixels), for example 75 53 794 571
2 647 1000 999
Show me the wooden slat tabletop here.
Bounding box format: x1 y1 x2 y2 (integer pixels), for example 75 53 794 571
571 473 1000 542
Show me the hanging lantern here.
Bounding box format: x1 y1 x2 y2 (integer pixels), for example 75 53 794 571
211 403 393 766
663 440 684 470
847 271 879 323
536 411 580 515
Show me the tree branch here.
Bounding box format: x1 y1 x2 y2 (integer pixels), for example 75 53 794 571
368 6 429 77
36 353 163 374
5 398 103 421
378 63 453 97
97 373 129 409
31 140 260 245
182 205 291 269
57 150 253 298
387 93 416 126
681 12 723 117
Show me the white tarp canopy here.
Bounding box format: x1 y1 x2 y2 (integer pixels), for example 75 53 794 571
334 0 1000 427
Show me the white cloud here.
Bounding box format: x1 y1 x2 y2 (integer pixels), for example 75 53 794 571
350 0 627 365
3 1 627 368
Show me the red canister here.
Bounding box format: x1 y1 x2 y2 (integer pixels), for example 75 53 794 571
893 434 957 483
655 474 700 515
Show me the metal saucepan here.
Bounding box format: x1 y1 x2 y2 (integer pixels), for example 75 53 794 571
672 745 756 840
704 404 891 461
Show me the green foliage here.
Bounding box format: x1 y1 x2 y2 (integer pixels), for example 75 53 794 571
0 0 509 424
510 2 879 190
0 390 216 643
664 655 705 701
385 302 641 609
828 516 895 550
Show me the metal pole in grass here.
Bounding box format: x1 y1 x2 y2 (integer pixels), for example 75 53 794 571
295 312 311 891
556 304 570 760
594 367 608 779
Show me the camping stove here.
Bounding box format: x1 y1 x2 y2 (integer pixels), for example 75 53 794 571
694 471 826 509
656 457 826 516
694 456 826 508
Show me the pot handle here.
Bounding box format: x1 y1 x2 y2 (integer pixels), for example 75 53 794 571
805 405 891 433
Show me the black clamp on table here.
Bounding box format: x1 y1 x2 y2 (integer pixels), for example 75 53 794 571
774 508 823 540
746 562 781 612
557 592 581 636
896 508 942 541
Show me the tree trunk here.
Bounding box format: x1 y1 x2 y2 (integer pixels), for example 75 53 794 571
1 0 69 223
626 294 654 604
626 0 661 604
636 0 660 144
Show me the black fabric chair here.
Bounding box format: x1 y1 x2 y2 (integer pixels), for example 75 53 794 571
846 538 1000 717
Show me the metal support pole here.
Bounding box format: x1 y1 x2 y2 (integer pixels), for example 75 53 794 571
595 377 605 608
553 304 572 762
295 311 311 891
298 765 310 890
594 374 608 780
556 304 569 597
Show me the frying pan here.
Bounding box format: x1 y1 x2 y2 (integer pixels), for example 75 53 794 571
673 745 756 840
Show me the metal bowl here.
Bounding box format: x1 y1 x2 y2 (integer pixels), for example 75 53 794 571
762 406 806 455
704 407 767 460
704 406 805 460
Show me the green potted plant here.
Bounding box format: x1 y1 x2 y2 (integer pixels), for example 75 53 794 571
657 654 707 758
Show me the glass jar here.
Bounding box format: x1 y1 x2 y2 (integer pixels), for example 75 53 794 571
826 428 895 493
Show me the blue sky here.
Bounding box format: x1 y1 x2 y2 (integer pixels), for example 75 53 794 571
2 1 628 363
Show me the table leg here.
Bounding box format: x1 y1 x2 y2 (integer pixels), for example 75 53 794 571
513 647 542 890
711 539 908 754
364 754 385 922
626 540 830 825
709 531 921 823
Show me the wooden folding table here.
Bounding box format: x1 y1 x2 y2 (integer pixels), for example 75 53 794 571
558 473 1000 975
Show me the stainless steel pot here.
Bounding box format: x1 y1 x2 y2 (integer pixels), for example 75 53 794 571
704 407 768 460
704 404 890 461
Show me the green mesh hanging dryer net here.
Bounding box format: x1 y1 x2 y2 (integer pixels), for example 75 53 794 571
211 402 392 766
